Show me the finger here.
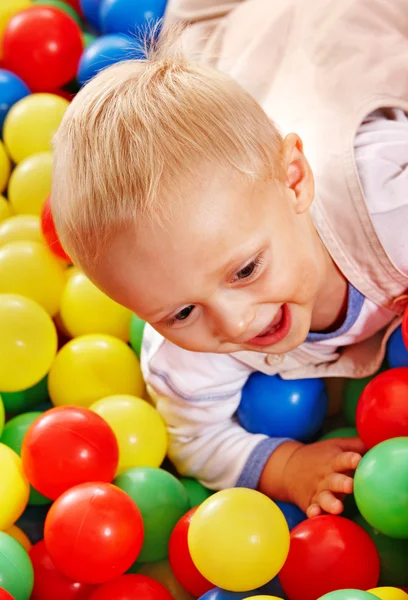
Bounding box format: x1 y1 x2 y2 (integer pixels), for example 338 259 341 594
307 503 322 519
315 490 343 515
324 472 354 495
336 437 366 454
333 451 362 472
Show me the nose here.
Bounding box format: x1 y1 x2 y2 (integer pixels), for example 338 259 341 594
211 298 255 341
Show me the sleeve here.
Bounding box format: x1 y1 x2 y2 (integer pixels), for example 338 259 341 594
141 324 292 490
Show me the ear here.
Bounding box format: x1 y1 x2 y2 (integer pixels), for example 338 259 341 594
281 133 314 214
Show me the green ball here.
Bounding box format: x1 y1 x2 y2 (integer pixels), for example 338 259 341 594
82 31 97 48
180 477 213 508
353 513 408 587
319 427 358 441
33 0 82 25
354 437 408 538
1 376 49 415
318 592 375 600
0 412 51 507
0 532 34 600
129 315 146 358
114 467 190 562
343 377 372 426
0 394 5 437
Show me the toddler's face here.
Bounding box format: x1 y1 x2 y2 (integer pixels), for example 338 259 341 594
89 159 328 356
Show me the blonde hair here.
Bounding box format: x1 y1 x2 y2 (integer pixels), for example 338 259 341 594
51 25 283 267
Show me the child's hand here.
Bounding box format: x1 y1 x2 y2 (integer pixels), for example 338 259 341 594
258 437 365 518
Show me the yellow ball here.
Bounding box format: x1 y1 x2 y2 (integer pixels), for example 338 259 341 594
0 444 29 529
0 215 43 246
0 241 65 316
0 141 10 193
367 589 408 600
8 151 53 215
4 93 68 164
60 271 133 341
90 395 167 473
0 294 57 391
48 334 145 408
5 525 32 552
188 488 290 592
244 597 282 600
0 195 11 223
0 0 31 59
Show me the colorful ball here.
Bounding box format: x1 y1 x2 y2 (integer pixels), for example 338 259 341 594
275 501 306 531
3 93 68 164
0 0 32 60
5 525 32 553
29 540 96 600
0 216 43 247
0 294 57 392
0 196 11 223
80 0 101 29
138 559 199 600
317 592 376 600
0 588 16 600
0 376 49 415
77 33 134 85
354 437 408 538
279 516 380 600
0 532 34 600
99 0 167 34
88 574 173 600
44 482 144 584
48 334 144 407
114 467 190 563
0 444 29 530
32 0 82 25
188 488 290 592
319 426 358 441
180 477 213 509
238 373 328 441
8 152 53 216
22 406 119 499
90 395 167 472
403 306 408 349
368 589 408 600
40 197 71 262
0 70 30 134
0 396 5 436
387 326 408 368
3 6 83 92
129 314 146 358
0 141 10 193
356 368 408 449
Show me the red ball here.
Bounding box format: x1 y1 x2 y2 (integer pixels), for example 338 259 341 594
3 7 83 92
356 367 408 449
44 482 144 584
168 508 213 597
0 589 14 600
88 575 173 600
403 306 408 350
41 197 71 263
21 406 119 500
279 515 380 600
29 540 95 600
63 0 83 15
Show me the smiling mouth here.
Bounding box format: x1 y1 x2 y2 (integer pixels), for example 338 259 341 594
246 304 291 347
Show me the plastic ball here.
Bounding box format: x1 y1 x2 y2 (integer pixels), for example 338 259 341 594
22 406 119 499
64 0 82 14
403 306 408 349
77 33 134 85
356 368 408 449
4 94 68 164
354 437 408 538
0 0 32 59
169 508 213 597
80 0 101 29
319 426 358 441
0 294 58 392
188 488 289 592
8 152 53 215
279 516 380 600
0 532 34 600
33 0 82 25
129 314 146 358
0 196 11 223
82 31 96 47
40 197 71 262
0 396 5 436
0 444 30 530
0 216 44 247
0 588 14 600
5 525 31 553
60 272 132 340
242 598 282 600
317 593 376 600
0 141 10 193
99 0 167 34
48 334 144 407
114 467 189 562
44 482 144 584
0 70 30 134
29 540 96 600
3 6 83 92
88 574 173 600
1 376 49 415
343 375 375 426
368 589 408 600
138 559 198 600
180 477 213 509
0 241 65 316
238 373 328 441
387 326 408 368
275 501 306 531
90 395 167 472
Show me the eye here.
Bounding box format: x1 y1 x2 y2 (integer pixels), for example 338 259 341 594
233 255 264 282
175 305 195 321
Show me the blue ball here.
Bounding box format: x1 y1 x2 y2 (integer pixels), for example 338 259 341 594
0 70 30 134
238 373 328 441
80 0 102 30
275 501 306 531
387 325 408 368
100 0 167 35
199 577 286 599
77 34 139 85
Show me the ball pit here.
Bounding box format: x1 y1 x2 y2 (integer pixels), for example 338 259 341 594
0 69 30 133
0 216 43 247
0 532 34 600
99 0 167 35
8 152 53 215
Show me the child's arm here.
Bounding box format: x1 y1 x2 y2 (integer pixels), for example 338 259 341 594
141 325 364 515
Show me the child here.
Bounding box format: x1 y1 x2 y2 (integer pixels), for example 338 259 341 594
51 0 408 518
